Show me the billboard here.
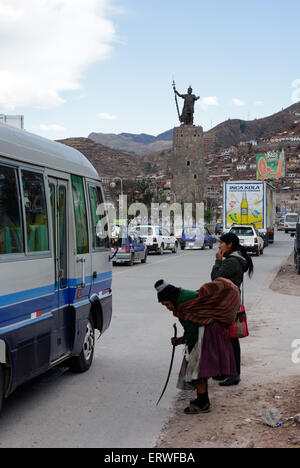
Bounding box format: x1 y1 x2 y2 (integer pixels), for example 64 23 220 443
256 149 285 180
224 182 264 229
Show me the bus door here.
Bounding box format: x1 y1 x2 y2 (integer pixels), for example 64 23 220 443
49 178 71 360
71 175 93 300
87 183 111 294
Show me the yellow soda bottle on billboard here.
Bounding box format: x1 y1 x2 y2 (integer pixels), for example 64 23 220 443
240 192 249 224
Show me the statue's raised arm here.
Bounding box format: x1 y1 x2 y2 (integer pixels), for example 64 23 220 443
175 89 184 99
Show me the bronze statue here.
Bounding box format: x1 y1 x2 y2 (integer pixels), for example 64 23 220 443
172 82 200 125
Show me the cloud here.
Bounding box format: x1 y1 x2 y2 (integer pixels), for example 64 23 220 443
254 101 264 106
232 98 246 107
292 79 300 103
39 124 66 132
0 0 116 110
200 96 219 110
97 112 117 120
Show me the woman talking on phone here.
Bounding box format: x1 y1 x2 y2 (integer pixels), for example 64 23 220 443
211 232 254 386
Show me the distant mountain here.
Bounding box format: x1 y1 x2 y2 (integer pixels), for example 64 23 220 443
57 137 145 178
155 129 174 141
89 102 300 156
88 130 173 155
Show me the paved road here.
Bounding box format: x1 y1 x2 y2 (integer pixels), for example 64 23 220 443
0 231 294 448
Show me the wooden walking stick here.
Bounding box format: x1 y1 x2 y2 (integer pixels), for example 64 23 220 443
156 323 178 406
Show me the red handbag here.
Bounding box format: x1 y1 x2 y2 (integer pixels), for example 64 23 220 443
229 282 249 339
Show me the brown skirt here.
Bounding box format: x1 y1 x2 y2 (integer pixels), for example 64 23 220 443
198 321 237 379
177 321 237 389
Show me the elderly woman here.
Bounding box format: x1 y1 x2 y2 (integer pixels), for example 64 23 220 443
155 278 240 414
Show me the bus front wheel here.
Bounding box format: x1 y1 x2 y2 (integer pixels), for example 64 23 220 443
69 316 95 373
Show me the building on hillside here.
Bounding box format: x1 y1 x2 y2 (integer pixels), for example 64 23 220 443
203 123 300 216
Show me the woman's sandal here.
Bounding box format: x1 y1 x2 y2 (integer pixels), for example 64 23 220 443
184 402 211 414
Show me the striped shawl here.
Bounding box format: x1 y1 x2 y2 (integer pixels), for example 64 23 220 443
174 278 240 326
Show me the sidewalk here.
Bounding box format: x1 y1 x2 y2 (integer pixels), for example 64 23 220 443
156 257 300 449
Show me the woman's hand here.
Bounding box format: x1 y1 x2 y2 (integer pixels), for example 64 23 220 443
171 337 184 346
216 246 225 261
216 240 232 260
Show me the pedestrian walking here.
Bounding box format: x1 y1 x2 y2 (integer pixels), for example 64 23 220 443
211 232 254 386
154 278 240 414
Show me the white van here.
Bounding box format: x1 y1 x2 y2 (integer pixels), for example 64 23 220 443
0 123 112 414
132 225 178 254
284 212 299 233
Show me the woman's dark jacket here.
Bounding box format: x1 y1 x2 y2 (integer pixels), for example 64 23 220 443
211 251 248 288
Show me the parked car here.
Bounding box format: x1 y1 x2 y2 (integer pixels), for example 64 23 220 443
132 225 178 254
277 218 285 231
180 226 205 250
294 223 300 274
229 224 264 256
111 228 147 266
284 213 299 234
215 222 223 235
204 226 214 249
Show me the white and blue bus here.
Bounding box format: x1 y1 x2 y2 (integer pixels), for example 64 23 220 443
0 123 112 414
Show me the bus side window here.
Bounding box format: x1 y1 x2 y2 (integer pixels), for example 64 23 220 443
0 164 24 255
71 175 89 254
89 185 110 250
21 170 49 253
49 183 56 259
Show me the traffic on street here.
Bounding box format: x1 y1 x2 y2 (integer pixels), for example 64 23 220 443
0 230 295 448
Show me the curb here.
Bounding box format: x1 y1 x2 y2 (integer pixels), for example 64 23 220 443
265 250 294 290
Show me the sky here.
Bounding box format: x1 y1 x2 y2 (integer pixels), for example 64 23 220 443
0 0 299 141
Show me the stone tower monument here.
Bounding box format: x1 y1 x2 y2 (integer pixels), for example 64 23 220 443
172 125 205 203
171 83 206 203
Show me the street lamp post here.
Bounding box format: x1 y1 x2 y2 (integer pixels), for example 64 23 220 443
110 177 123 197
166 192 177 203
170 192 177 203
110 177 126 226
